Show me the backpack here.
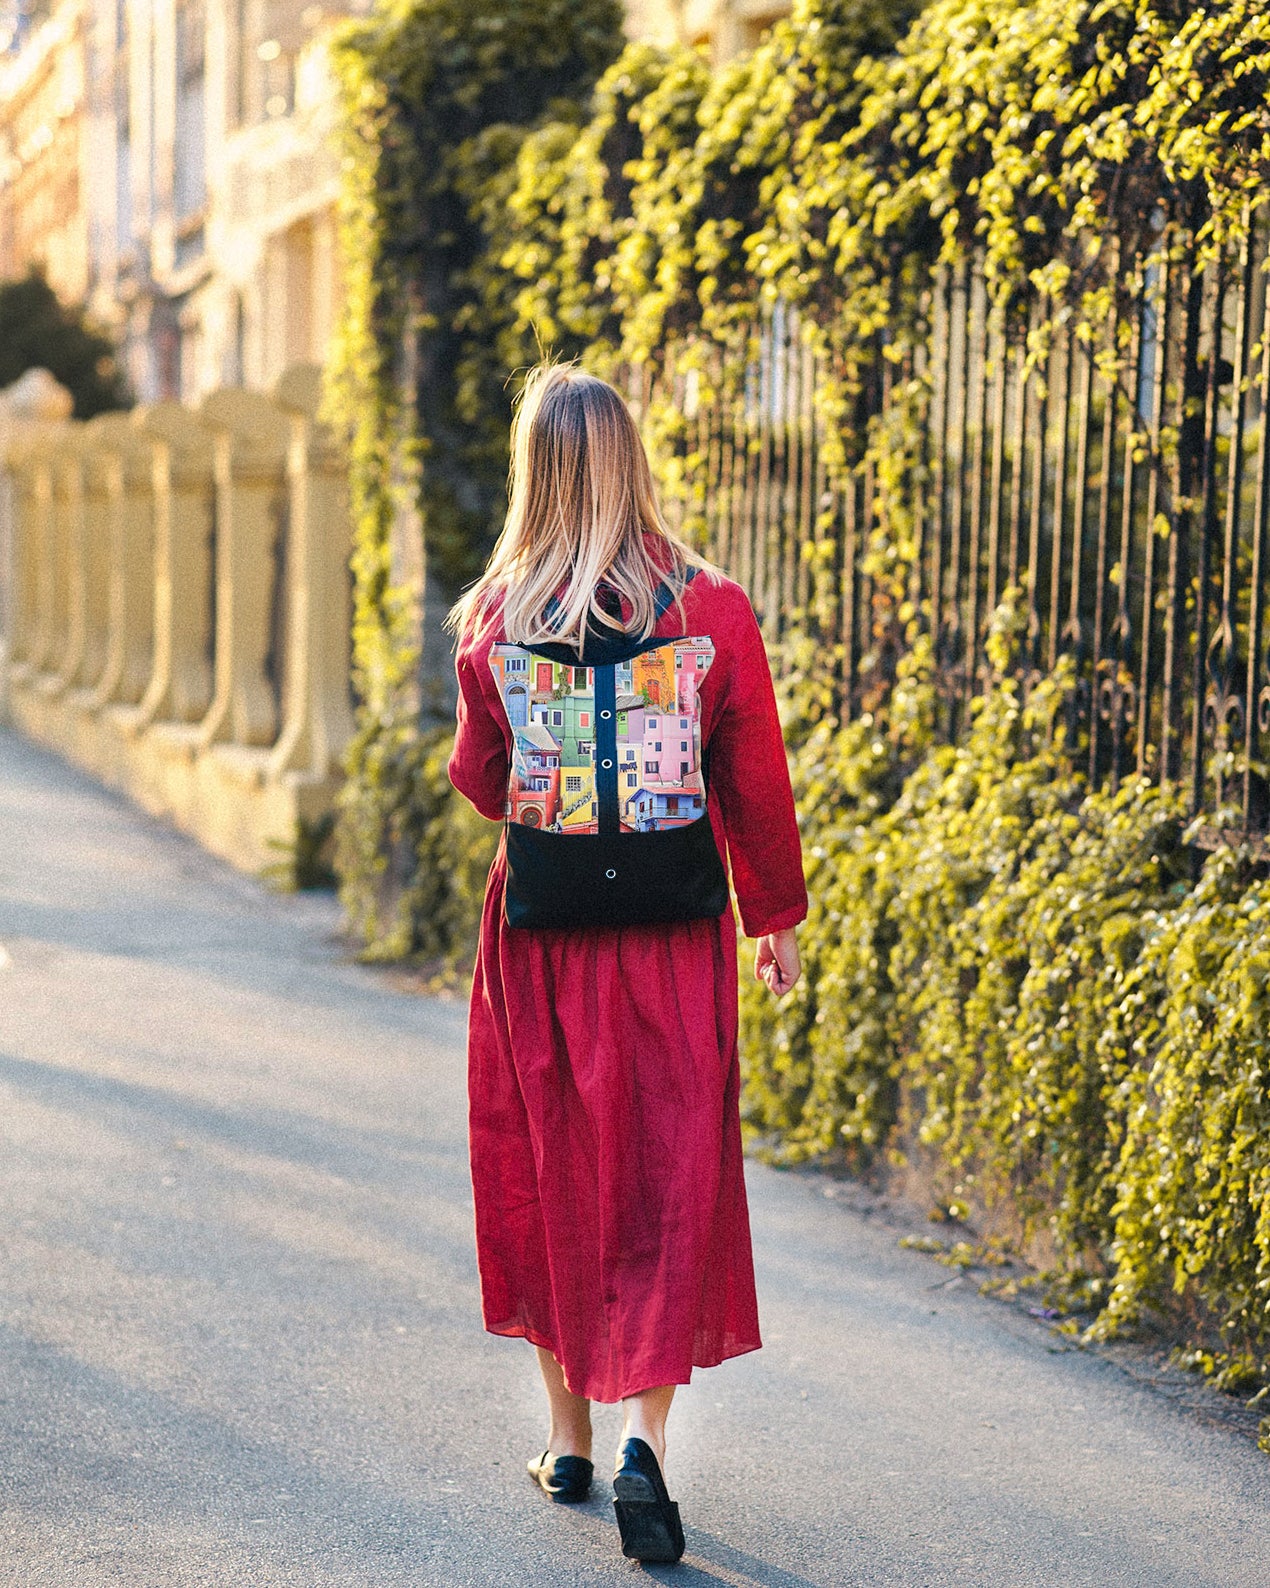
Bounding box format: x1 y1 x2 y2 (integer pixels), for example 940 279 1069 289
488 571 729 931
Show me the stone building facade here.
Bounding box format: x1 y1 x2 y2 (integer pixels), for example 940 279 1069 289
0 0 790 406
0 0 90 305
82 0 369 405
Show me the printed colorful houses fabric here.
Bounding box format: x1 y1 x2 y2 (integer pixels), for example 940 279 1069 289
488 639 716 832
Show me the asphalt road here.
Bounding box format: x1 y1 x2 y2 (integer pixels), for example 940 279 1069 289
2 724 1269 1588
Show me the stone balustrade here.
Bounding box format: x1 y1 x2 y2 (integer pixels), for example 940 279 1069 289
0 365 354 876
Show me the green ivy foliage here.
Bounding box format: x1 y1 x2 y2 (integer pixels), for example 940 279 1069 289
741 605 1270 1382
334 714 498 969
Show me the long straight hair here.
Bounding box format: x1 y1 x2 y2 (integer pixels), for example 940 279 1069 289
446 363 717 651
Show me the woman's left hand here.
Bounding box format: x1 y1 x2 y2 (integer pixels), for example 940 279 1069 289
755 928 801 998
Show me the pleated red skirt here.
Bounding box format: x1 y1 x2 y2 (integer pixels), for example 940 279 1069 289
466 830 761 1403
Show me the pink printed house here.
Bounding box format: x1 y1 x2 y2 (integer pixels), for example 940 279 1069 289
672 638 713 714
640 709 700 790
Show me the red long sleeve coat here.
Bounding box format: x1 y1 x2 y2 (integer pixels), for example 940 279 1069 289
448 566 806 1402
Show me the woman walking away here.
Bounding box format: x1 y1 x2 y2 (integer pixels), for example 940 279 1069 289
446 363 806 1565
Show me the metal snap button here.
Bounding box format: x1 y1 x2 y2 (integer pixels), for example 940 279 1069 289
599 709 612 719
601 758 613 768
605 868 617 879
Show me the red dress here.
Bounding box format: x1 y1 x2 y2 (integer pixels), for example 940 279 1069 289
447 568 806 1403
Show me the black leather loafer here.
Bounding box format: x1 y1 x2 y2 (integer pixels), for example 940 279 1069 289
527 1449 594 1503
612 1437 685 1563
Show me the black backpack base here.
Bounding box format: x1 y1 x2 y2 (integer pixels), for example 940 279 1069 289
503 809 728 931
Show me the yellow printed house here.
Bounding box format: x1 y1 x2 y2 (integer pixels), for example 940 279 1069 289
558 765 597 831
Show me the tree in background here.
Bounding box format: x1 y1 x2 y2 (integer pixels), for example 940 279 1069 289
0 269 130 418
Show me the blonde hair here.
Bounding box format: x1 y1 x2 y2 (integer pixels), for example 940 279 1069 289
446 362 716 652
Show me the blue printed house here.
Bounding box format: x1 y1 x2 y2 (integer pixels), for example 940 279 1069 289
624 786 707 831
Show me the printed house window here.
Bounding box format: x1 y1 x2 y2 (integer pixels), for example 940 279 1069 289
645 761 657 774
580 711 590 728
552 711 563 726
626 773 637 788
675 653 682 667
654 741 662 752
573 667 587 688
680 761 689 777
565 775 582 793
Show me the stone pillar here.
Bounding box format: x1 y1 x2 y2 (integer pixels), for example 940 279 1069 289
135 402 215 729
0 461 14 697
88 414 156 709
79 433 113 692
269 364 354 779
0 370 74 703
53 439 90 692
197 387 291 749
20 439 60 677
3 447 50 679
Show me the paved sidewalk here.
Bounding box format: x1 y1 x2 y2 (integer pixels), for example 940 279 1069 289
1 724 1268 1587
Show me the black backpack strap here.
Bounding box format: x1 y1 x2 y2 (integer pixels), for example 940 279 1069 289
652 565 696 620
541 566 696 637
595 663 620 836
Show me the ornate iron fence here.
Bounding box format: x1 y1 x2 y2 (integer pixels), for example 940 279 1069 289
630 230 1270 841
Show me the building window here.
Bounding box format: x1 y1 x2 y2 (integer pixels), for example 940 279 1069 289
552 710 563 727
565 775 582 794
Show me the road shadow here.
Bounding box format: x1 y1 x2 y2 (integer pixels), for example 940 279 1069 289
551 1498 824 1586
0 1320 452 1575
664 1530 824 1587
